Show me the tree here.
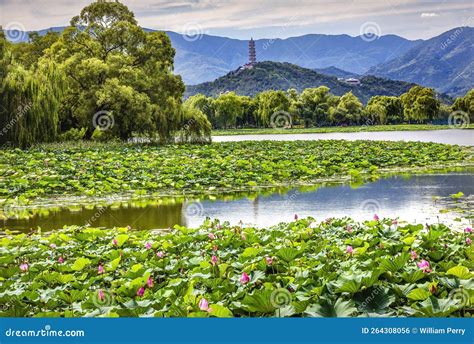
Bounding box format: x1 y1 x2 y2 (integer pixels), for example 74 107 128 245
43 0 185 141
10 31 60 69
213 92 244 128
452 89 474 123
184 94 215 126
400 86 439 123
365 96 403 125
296 86 337 127
254 90 290 127
329 92 363 125
0 31 63 147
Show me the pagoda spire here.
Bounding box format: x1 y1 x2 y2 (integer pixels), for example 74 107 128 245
249 38 256 65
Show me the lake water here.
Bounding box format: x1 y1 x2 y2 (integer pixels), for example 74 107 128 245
3 172 472 232
213 129 474 146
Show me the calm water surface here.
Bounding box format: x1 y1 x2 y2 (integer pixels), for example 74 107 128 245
213 130 474 146
3 173 472 232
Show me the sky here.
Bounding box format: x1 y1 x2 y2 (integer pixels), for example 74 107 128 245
1 0 473 40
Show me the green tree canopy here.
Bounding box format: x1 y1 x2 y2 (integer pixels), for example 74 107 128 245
400 86 440 124
44 0 184 141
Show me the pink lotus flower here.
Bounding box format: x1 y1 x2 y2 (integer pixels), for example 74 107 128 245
147 276 154 288
346 246 353 254
410 250 418 260
417 259 431 272
212 245 218 252
240 272 250 285
467 238 472 245
346 225 353 233
465 227 472 233
112 239 118 246
58 256 64 264
20 263 29 272
265 257 273 265
137 287 145 297
145 242 152 250
208 233 216 240
98 289 105 301
199 298 209 311
156 251 164 258
294 214 298 220
373 214 379 221
211 255 218 265
98 264 105 274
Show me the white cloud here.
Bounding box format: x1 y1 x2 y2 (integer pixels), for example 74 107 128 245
420 12 440 18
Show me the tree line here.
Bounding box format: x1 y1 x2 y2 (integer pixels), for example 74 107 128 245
0 1 211 148
186 86 473 129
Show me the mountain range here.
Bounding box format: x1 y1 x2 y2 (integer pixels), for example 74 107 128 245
368 27 474 97
3 26 473 97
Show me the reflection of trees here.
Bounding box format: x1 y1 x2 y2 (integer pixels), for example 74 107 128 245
5 202 184 233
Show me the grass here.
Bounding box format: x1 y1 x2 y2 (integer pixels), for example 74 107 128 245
1 218 472 317
212 124 474 136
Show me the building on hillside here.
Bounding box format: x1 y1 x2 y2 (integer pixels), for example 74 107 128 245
343 78 361 86
238 38 257 71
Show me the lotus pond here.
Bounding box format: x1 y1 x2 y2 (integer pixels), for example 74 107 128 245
1 218 473 317
1 140 472 209
2 172 473 232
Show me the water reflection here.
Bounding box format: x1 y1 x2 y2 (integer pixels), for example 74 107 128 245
2 173 473 232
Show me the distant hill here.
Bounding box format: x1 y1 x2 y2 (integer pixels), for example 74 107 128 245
3 27 420 85
368 27 474 97
185 61 438 104
313 66 359 78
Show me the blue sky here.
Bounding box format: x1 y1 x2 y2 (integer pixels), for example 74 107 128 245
1 0 473 40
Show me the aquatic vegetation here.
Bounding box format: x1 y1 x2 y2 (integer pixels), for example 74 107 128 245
0 218 472 317
0 141 471 208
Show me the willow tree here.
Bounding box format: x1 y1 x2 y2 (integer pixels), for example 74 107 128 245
400 86 439 124
43 0 185 141
0 32 62 148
